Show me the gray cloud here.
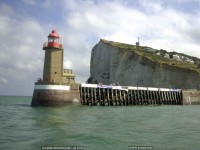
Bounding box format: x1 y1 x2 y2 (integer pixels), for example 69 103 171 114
0 0 200 95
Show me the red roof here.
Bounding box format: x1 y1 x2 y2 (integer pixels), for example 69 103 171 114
48 30 60 38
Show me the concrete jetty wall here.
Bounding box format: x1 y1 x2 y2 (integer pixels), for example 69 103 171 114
31 83 200 106
80 84 183 106
31 83 80 106
182 90 200 105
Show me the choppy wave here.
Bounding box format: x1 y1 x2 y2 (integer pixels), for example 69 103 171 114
0 96 200 150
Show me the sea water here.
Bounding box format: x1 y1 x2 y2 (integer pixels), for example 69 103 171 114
0 96 200 150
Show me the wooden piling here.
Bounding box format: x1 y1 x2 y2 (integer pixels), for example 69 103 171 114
80 84 183 106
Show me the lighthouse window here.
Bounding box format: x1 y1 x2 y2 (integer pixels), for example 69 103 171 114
54 38 58 42
48 37 59 43
48 38 53 42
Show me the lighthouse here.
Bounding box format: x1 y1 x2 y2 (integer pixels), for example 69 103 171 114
31 30 80 106
43 30 75 84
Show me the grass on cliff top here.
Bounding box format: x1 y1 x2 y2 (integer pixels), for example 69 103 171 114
101 39 200 74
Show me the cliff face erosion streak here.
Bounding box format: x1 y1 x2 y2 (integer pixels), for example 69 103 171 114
87 39 200 90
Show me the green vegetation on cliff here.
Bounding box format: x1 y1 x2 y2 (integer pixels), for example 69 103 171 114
101 39 200 74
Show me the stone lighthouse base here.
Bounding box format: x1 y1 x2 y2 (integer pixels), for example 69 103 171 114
31 83 80 106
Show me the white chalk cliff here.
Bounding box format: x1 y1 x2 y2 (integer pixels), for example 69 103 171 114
87 39 200 90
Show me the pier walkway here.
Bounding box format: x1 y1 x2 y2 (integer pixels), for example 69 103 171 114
80 84 183 106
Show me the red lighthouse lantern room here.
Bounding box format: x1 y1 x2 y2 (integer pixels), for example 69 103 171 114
43 30 62 49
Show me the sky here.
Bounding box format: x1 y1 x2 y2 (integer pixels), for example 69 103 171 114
0 0 200 96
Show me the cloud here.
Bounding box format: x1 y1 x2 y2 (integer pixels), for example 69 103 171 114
63 0 200 56
0 0 200 95
0 17 44 78
21 0 36 6
0 76 8 85
0 2 13 15
0 2 46 95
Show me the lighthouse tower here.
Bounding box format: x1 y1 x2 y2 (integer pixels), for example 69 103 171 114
43 30 75 84
31 30 80 107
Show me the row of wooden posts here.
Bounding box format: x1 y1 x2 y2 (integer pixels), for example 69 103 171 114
80 85 183 106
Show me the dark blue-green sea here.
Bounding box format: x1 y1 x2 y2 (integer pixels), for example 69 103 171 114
0 96 200 150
